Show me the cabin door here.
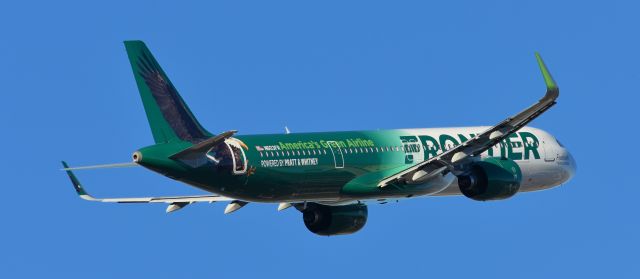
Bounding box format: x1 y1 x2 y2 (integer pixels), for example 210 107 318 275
542 140 556 162
326 141 344 169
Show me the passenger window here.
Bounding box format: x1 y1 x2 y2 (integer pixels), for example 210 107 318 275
259 152 263 157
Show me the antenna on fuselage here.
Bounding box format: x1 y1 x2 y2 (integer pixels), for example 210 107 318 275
284 126 291 134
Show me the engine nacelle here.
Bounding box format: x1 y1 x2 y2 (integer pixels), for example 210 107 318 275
302 204 368 236
457 157 522 201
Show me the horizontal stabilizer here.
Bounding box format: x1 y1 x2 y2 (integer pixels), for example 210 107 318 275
169 130 237 160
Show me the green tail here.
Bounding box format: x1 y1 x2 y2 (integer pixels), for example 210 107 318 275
124 40 211 144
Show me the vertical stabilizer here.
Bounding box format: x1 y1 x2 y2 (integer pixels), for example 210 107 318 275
124 40 211 143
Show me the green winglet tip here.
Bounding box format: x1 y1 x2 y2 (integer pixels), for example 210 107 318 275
61 161 87 195
535 52 558 90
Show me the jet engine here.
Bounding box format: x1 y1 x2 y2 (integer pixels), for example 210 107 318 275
301 203 368 236
457 157 522 201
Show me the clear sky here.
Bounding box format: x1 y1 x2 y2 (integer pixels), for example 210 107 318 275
1 1 637 278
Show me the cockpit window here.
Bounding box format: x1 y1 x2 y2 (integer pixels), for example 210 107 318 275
556 139 565 147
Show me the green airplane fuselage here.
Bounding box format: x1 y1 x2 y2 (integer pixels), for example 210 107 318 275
135 127 547 203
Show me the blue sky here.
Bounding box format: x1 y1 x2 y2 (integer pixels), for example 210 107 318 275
1 0 637 278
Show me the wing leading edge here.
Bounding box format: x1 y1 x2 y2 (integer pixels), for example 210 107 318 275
378 53 559 187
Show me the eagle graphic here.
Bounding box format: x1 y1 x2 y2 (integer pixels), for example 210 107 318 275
136 52 207 143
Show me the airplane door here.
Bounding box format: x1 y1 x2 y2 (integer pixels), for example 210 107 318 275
542 140 556 162
326 141 344 168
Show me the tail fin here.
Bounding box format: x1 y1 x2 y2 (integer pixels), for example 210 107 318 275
124 40 211 144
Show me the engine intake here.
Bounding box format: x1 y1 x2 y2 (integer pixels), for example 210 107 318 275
457 157 522 201
302 204 368 236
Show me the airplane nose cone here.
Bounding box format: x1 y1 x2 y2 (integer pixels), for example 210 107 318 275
566 151 577 178
558 149 577 182
569 153 578 174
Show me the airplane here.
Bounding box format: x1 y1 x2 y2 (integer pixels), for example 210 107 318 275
62 41 576 236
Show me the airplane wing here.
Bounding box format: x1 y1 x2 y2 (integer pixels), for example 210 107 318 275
378 53 559 187
62 161 233 205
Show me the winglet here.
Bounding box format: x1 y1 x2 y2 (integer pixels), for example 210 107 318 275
535 52 559 93
61 161 96 201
